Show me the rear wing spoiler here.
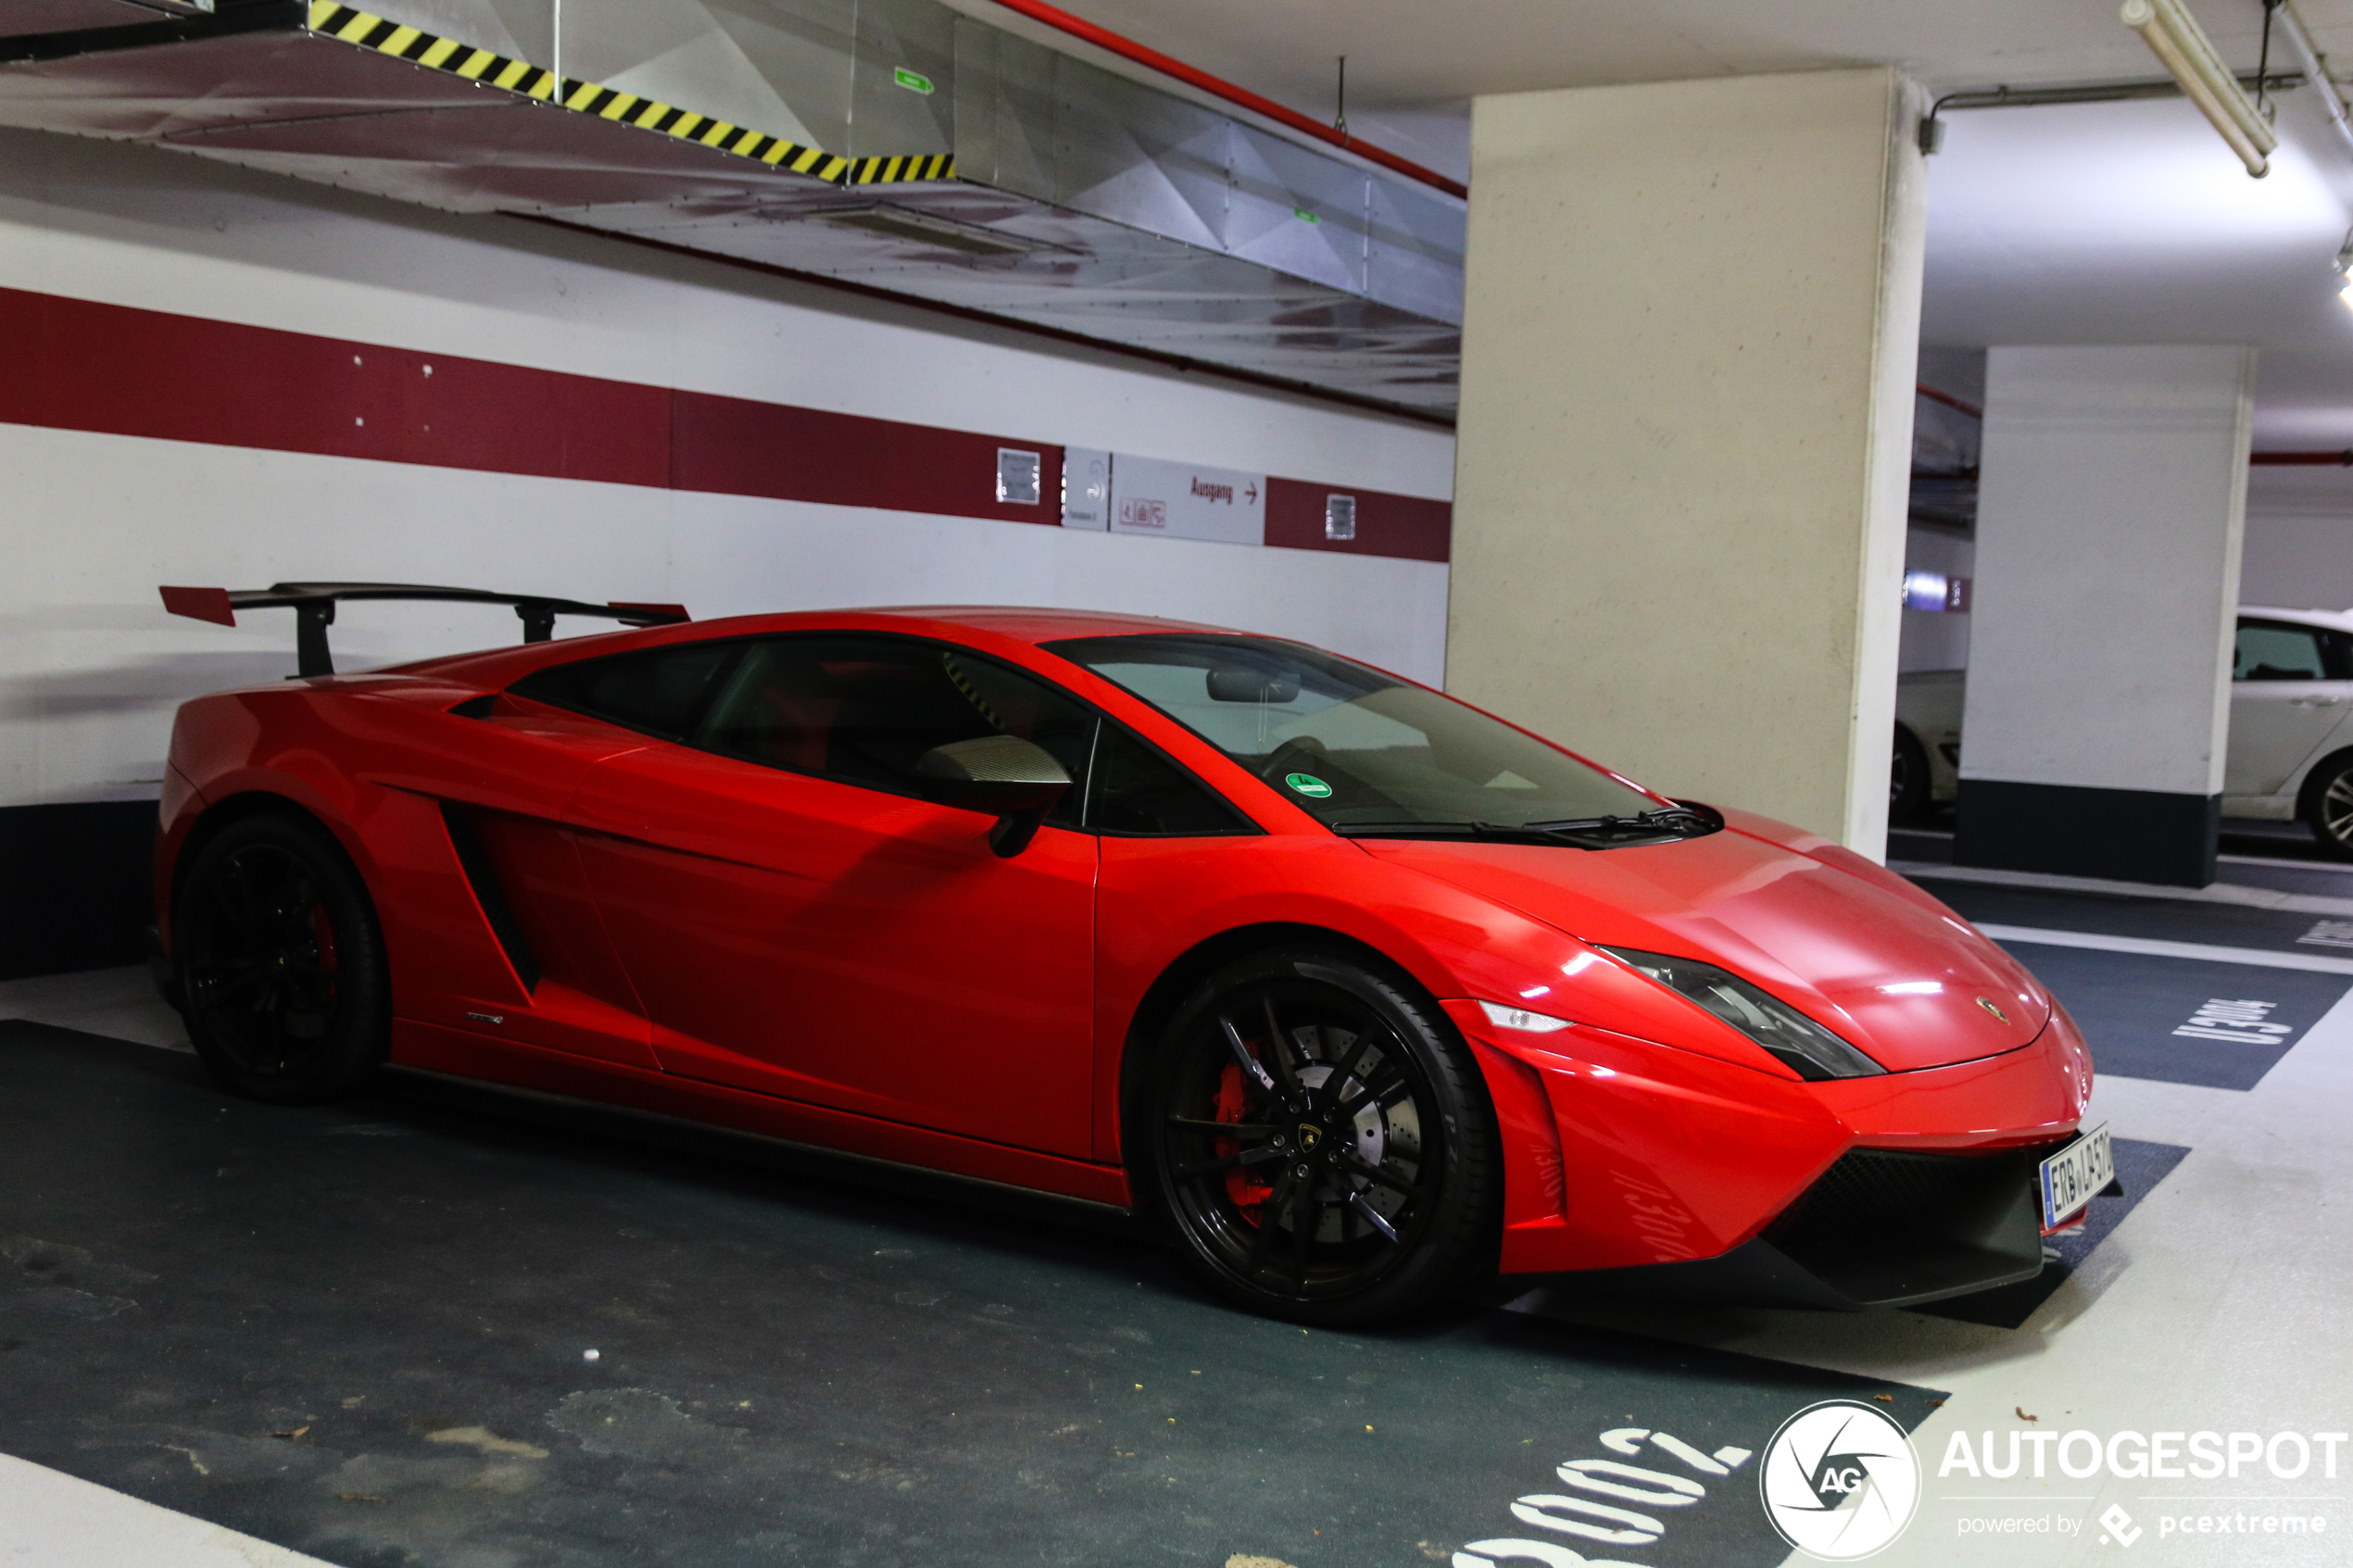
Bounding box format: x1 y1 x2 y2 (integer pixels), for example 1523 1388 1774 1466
159 582 690 677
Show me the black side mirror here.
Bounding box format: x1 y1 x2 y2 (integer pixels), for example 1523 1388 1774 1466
914 735 1072 858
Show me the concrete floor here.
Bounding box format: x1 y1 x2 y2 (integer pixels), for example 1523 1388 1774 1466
2 850 2348 1567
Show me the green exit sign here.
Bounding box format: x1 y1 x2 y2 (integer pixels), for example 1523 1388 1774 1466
894 67 935 95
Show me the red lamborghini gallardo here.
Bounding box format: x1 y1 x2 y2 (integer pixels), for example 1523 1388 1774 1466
152 584 2101 1324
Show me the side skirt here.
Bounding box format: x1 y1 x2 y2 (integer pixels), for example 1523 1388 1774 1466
391 1019 1135 1212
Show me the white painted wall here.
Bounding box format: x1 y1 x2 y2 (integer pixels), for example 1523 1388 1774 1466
0 129 1453 810
1962 345 2254 797
2239 466 2353 611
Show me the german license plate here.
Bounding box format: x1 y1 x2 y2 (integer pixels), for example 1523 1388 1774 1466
2039 1122 2114 1230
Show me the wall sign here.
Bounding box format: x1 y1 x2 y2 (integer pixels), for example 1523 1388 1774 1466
1061 447 1111 529
996 447 1041 506
1107 454 1265 546
1325 494 1356 541
1902 571 1971 612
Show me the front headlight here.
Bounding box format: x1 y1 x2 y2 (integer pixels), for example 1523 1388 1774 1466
1599 947 1885 1081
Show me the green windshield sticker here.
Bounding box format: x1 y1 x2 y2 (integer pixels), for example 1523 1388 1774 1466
1285 772 1333 798
894 66 935 94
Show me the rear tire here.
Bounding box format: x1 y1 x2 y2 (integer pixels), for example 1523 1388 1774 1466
174 812 389 1103
1139 947 1497 1326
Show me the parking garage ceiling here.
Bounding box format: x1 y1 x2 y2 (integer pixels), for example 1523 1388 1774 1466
998 0 2353 451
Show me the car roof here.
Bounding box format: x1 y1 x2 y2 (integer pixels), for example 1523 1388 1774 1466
2230 606 2353 634
874 606 1251 644
2242 605 2353 632
378 604 1265 685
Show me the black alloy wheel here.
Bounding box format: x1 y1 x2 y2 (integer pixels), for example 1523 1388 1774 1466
175 812 389 1102
1890 723 1931 825
2307 755 2353 861
1142 948 1498 1325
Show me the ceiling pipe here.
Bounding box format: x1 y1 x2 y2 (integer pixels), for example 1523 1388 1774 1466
980 0 1467 199
2272 0 2353 161
1917 383 1984 419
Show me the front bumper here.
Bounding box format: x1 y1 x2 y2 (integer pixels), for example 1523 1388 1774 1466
1531 1138 2074 1309
1451 999 2094 1305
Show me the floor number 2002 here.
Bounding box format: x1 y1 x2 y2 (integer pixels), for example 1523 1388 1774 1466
1453 1425 1755 1568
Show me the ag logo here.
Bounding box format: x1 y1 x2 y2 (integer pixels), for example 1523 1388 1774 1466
1757 1399 1920 1561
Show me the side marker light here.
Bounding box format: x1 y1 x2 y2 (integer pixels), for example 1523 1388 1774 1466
1478 1000 1573 1034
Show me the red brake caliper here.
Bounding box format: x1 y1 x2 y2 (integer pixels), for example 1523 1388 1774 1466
1216 1060 1274 1222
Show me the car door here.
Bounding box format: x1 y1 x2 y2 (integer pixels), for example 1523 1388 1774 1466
548 633 1102 1160
2227 619 2353 796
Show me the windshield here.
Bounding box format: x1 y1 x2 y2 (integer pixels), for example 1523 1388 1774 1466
1044 633 1680 838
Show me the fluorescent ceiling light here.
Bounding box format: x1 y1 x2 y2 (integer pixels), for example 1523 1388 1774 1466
2121 0 2280 176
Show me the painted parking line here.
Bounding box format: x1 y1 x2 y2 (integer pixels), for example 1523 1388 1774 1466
1990 941 2352 1091
1971 923 2353 975
1912 879 2345 955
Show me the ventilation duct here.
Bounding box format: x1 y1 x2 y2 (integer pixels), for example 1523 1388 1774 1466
0 0 1464 414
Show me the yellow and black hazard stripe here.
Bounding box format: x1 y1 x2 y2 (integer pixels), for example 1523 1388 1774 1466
844 154 958 186
304 2 850 182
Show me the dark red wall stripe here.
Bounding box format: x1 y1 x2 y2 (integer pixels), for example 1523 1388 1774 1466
669 391 1058 528
0 287 669 486
0 285 1449 560
1265 477 1452 564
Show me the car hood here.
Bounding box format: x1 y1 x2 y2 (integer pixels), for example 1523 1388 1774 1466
1361 826 2048 1073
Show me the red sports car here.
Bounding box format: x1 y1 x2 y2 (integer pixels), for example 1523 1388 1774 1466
153 584 2097 1324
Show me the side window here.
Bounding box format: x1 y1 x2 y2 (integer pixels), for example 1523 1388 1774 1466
695 635 1096 822
510 640 738 739
1088 723 1256 836
2235 621 2329 682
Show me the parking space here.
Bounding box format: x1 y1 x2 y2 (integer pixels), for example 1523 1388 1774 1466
1982 944 2348 1091
0 869 2317 1568
0 1020 1948 1568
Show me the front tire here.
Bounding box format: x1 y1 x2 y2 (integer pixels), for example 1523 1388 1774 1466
1140 947 1497 1325
174 812 389 1103
2306 755 2353 861
1890 724 1931 825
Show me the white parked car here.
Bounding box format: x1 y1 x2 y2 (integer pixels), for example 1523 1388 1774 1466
2222 607 2353 854
1893 607 2353 856
1891 669 1962 822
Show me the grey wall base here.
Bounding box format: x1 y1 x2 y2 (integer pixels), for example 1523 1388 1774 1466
0 801 156 981
1953 780 2220 888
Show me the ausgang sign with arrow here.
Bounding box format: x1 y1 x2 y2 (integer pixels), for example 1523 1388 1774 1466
1105 453 1268 546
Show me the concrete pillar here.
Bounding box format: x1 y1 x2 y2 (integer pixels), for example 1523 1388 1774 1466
1448 69 1926 851
1954 345 2256 886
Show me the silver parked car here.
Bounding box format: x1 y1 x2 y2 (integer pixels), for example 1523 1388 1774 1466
1893 608 2353 857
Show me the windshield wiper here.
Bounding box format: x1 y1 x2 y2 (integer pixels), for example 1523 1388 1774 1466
1525 808 1713 839
1331 808 1716 849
